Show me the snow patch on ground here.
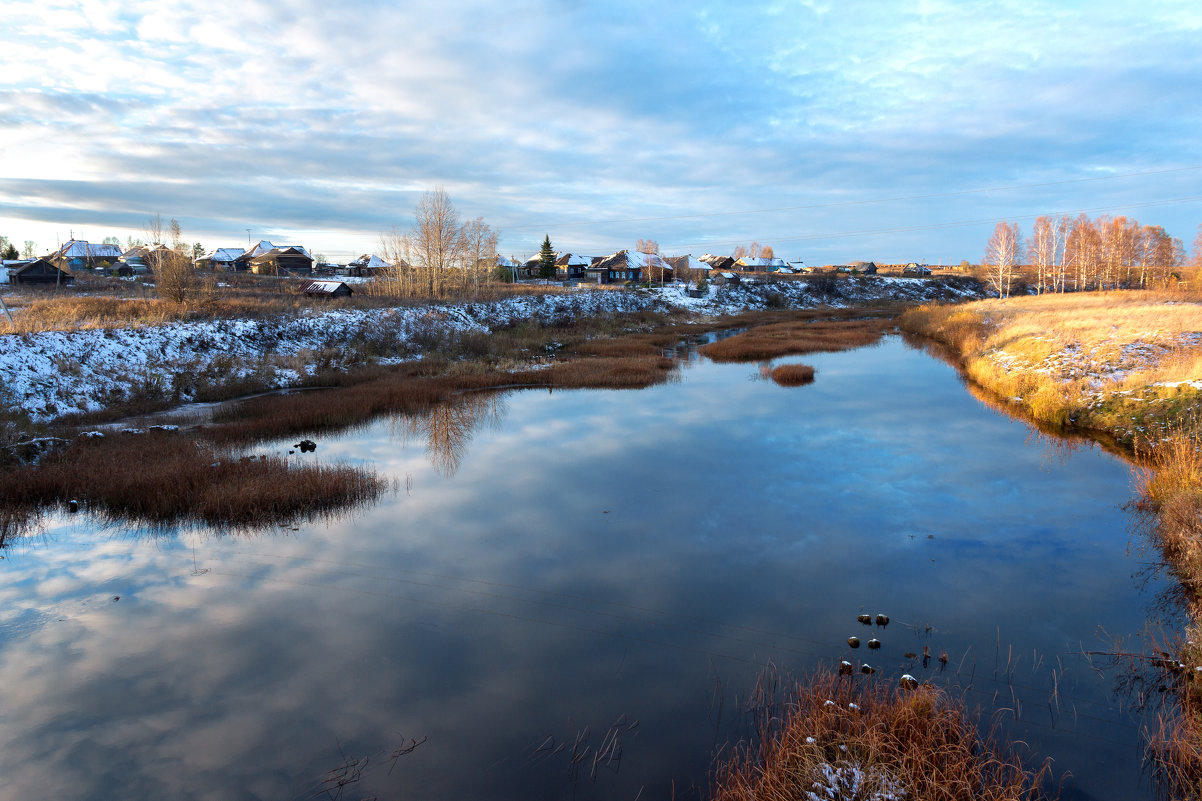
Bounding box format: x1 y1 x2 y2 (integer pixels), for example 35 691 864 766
0 278 983 423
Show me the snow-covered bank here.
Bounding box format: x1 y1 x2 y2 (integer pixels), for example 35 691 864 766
0 277 983 423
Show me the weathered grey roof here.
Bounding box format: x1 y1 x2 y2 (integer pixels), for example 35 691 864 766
302 280 350 294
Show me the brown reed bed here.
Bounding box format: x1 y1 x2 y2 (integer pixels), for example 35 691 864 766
699 318 891 363
769 363 816 386
206 355 679 445
711 668 1051 801
0 429 386 535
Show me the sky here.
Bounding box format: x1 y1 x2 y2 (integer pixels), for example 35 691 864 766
1 0 1201 265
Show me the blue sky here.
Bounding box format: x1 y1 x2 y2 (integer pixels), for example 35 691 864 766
1 0 1200 264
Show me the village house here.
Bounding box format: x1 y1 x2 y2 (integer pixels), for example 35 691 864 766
196 247 246 271
585 250 673 285
711 271 740 286
733 256 789 273
346 253 390 277
234 240 314 275
48 239 123 272
555 252 593 281
6 258 74 286
665 254 710 283
700 254 736 272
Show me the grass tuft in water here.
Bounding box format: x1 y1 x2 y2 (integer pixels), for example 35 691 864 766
711 667 1052 801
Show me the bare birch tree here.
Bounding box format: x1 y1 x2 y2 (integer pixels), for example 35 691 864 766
411 188 464 298
460 217 499 296
985 221 1023 298
1029 216 1055 295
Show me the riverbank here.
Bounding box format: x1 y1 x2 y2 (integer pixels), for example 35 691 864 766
0 276 982 431
900 290 1202 797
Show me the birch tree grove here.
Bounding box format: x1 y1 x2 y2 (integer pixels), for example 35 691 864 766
376 188 501 299
995 211 1186 293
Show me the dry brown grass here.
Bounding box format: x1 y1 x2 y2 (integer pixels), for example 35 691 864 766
699 318 891 363
712 668 1051 801
0 277 585 334
206 355 680 445
769 364 816 386
0 429 386 534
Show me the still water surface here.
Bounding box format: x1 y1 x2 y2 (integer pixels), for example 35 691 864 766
0 336 1172 800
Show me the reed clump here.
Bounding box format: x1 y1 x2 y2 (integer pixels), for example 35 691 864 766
0 429 386 532
699 318 890 363
769 364 816 386
711 668 1050 801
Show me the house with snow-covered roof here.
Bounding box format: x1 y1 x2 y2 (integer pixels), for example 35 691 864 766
48 239 123 271
734 256 789 273
585 250 673 285
347 253 390 277
555 252 593 280
234 240 313 275
196 247 245 271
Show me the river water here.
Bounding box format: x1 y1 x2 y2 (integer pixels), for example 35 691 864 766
0 335 1173 800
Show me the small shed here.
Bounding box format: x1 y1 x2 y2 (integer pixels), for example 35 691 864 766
302 280 353 299
712 271 740 286
10 258 74 286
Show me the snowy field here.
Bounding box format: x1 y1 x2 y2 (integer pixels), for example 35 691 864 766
0 277 983 423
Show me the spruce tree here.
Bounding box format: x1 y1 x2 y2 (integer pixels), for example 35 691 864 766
538 235 556 280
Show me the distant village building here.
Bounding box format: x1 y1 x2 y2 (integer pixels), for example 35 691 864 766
665 254 710 281
700 254 735 272
711 271 740 286
850 261 877 274
196 247 246 271
734 256 789 273
235 240 313 275
8 258 74 286
347 253 390 277
586 250 673 285
48 239 123 271
555 252 593 281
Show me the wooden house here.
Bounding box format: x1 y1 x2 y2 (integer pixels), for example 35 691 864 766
734 256 789 273
347 253 390 277
196 247 245 271
48 239 122 271
700 254 735 272
555 252 593 281
850 261 877 274
712 271 740 286
235 241 313 275
9 258 74 286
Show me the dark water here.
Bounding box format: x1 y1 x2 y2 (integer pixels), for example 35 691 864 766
0 336 1174 800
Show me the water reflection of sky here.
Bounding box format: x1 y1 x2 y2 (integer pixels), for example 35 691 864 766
0 336 1171 800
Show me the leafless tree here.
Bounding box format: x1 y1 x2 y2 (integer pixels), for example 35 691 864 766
1029 216 1055 294
153 217 202 303
411 187 465 298
985 221 1023 298
377 226 415 297
461 217 499 296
